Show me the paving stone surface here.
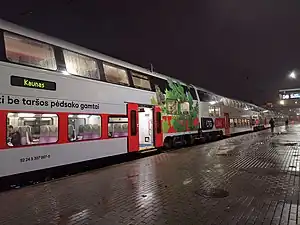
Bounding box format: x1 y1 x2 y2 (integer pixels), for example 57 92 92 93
1 125 300 225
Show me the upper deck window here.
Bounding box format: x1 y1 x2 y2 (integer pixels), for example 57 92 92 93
131 71 151 90
188 86 197 100
151 76 168 94
4 32 57 70
63 50 100 80
103 63 129 86
197 90 212 102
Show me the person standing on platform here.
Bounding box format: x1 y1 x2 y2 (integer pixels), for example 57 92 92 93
269 118 275 134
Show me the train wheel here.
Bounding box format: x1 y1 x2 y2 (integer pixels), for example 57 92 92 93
163 137 173 149
204 134 210 142
185 135 195 146
219 131 224 140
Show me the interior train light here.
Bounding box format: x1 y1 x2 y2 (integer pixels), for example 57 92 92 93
23 118 36 121
77 114 89 119
18 113 35 117
209 101 216 105
42 114 57 117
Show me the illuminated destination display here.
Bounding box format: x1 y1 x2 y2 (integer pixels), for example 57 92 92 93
10 75 56 91
290 93 300 99
282 94 290 99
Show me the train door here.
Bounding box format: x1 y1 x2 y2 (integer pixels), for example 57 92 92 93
224 113 230 136
127 103 139 152
138 106 155 150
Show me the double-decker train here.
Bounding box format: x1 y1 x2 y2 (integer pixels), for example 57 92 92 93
0 19 286 179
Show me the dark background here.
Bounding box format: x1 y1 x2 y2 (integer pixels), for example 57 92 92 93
1 0 300 105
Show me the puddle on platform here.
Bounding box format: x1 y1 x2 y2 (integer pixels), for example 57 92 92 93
195 188 229 198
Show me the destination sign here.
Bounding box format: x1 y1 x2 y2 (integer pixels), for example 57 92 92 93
10 75 56 91
282 94 290 99
290 93 300 99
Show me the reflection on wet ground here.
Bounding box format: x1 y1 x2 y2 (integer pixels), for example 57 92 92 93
1 125 300 224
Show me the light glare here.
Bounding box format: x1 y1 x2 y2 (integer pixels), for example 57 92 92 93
289 71 296 79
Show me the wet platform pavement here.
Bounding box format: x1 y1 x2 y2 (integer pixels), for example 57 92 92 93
1 125 300 225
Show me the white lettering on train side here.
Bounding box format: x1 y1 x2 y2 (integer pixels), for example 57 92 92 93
0 94 100 111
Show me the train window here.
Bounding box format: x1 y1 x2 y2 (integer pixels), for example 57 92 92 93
214 107 220 117
182 85 188 94
4 32 57 70
230 118 234 127
209 106 214 117
188 87 197 100
225 98 230 106
237 119 241 126
103 63 129 86
108 116 128 138
63 50 100 80
197 90 211 102
208 106 220 117
6 113 58 146
166 100 179 114
68 114 101 141
180 102 190 114
131 71 151 90
183 85 196 100
151 76 168 94
233 118 237 127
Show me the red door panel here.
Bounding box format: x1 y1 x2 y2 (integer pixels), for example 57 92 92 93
0 110 7 150
224 113 230 136
154 106 163 148
127 103 139 152
215 118 225 129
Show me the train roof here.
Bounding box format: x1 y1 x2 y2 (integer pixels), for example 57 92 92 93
279 88 300 93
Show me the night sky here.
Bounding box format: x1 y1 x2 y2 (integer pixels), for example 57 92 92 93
1 1 300 105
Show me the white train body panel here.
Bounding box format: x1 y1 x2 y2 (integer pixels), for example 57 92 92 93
0 138 127 178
